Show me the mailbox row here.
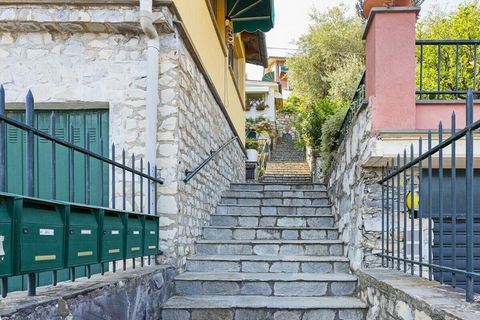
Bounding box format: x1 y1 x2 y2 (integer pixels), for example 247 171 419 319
0 193 160 278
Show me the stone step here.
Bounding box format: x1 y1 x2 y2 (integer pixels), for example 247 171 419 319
262 179 313 184
186 255 350 273
220 197 329 206
203 226 338 240
174 272 357 297
229 183 326 192
161 295 367 320
195 240 344 256
222 190 328 198
210 214 335 228
216 204 331 216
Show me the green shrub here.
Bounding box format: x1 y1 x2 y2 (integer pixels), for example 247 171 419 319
320 107 349 172
277 96 305 114
245 139 260 151
295 99 338 149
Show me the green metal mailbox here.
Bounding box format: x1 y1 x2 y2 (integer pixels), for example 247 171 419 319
142 215 159 256
124 213 143 259
0 194 15 277
15 198 65 273
100 210 125 262
65 205 100 267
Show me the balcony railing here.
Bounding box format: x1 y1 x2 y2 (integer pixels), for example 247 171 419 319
379 91 479 302
0 86 163 297
337 71 367 146
416 40 480 100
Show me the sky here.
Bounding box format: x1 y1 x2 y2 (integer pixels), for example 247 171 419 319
246 0 468 80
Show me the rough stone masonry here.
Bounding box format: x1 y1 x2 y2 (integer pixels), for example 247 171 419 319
0 2 245 271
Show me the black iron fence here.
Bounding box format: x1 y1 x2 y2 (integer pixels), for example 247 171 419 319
379 90 479 302
337 71 367 146
0 86 163 297
416 40 480 100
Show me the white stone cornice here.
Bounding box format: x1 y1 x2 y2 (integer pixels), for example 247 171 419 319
0 5 174 34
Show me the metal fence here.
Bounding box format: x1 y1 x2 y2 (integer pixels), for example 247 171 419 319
379 90 479 302
337 71 367 146
416 40 480 100
0 86 163 297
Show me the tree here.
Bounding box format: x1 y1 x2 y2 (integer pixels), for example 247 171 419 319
288 6 364 103
417 1 480 99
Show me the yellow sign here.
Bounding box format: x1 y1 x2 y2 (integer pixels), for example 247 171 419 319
406 191 419 211
77 251 93 257
35 255 56 262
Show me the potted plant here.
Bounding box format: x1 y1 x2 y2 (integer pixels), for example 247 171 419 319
246 139 259 162
358 0 424 19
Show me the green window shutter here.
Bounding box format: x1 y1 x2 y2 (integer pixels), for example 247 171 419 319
6 109 109 207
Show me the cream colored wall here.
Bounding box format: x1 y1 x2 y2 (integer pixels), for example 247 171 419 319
173 0 246 143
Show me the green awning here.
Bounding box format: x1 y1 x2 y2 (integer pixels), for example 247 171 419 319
280 65 289 72
227 0 275 33
262 71 274 82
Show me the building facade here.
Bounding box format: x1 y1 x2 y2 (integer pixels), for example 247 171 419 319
0 0 273 271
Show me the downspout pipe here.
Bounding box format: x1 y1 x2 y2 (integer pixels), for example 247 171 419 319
140 0 160 180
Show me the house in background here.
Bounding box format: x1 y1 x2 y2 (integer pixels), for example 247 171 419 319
245 80 282 123
263 56 291 98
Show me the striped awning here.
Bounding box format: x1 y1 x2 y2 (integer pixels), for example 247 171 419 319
227 0 275 33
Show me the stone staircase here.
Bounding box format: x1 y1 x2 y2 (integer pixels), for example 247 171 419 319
263 136 312 184
161 183 368 320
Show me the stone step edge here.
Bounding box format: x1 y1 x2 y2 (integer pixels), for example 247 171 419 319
203 226 338 230
230 183 326 186
175 272 357 282
217 204 331 208
211 214 335 218
196 240 344 245
161 295 368 310
186 255 350 262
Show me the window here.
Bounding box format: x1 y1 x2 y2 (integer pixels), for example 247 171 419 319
247 93 268 111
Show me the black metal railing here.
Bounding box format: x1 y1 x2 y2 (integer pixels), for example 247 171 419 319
416 40 480 100
337 71 367 146
0 86 163 297
183 136 239 183
379 90 479 302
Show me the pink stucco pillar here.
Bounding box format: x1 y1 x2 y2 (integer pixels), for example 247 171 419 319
364 7 420 133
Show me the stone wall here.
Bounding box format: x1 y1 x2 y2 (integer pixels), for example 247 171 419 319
158 31 245 269
327 101 382 270
275 112 299 140
357 269 480 320
0 266 175 320
0 3 245 270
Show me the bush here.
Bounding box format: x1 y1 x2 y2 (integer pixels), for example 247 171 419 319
295 99 338 149
277 96 305 114
245 139 260 151
320 107 349 172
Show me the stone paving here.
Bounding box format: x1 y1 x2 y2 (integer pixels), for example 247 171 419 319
161 183 368 319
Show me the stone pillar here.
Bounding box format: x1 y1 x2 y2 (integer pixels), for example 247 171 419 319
364 7 420 133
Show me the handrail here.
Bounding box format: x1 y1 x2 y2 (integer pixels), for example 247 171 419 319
183 136 239 183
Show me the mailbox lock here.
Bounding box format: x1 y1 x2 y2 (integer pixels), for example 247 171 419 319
69 229 74 235
22 228 29 234
103 231 107 235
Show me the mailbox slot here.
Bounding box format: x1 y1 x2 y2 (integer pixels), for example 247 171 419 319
16 199 65 273
143 215 159 256
100 210 125 262
0 194 15 277
66 205 100 267
125 214 143 259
